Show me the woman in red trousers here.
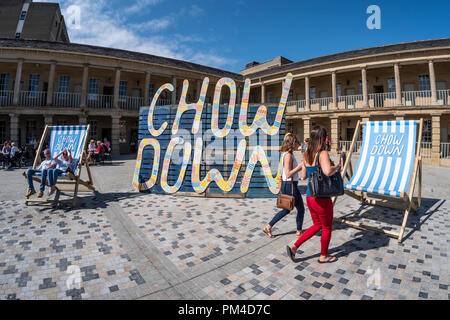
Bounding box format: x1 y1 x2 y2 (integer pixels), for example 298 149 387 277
286 125 340 263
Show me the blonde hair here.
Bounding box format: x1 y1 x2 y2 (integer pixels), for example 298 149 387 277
280 133 299 153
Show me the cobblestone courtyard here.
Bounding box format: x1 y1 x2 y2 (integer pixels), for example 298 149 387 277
0 156 448 300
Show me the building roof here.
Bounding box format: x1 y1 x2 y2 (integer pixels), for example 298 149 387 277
1 37 450 81
245 38 450 79
0 38 243 80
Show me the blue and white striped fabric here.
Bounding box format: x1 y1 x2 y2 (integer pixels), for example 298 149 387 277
345 120 417 197
49 125 88 174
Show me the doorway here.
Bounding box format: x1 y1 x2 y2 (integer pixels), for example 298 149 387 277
346 128 355 141
373 85 384 107
103 86 113 95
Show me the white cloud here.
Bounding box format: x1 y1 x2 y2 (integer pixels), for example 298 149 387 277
124 0 162 14
131 17 173 32
39 0 236 69
189 4 205 18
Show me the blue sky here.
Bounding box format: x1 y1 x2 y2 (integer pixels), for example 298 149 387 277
42 0 450 73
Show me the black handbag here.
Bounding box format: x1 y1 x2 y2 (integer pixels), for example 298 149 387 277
308 151 344 198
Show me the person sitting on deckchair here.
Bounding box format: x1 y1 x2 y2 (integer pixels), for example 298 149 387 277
47 148 73 196
26 148 56 198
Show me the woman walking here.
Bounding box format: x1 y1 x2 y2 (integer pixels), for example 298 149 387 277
286 126 340 263
262 133 305 238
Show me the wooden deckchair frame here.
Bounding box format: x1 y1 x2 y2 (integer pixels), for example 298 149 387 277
333 119 423 243
24 124 95 207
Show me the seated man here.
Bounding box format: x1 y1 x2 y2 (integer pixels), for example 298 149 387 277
9 142 21 167
26 148 55 198
86 139 96 164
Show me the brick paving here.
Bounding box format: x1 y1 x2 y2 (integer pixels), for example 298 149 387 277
0 156 448 300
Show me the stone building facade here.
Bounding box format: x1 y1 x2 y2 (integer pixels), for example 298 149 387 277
243 38 450 166
0 39 243 155
0 0 69 43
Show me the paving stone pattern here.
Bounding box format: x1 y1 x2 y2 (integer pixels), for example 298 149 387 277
0 156 448 300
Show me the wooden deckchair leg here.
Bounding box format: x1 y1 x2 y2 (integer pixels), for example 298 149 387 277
72 177 80 207
398 202 413 243
418 158 422 207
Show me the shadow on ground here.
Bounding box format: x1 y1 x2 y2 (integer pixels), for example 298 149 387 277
333 197 443 240
25 190 146 212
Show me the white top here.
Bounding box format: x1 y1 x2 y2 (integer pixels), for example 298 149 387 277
281 152 299 182
55 159 72 172
38 159 55 170
10 146 19 158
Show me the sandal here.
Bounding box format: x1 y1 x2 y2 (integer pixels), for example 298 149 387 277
26 189 36 198
286 246 296 262
262 226 274 238
318 256 338 264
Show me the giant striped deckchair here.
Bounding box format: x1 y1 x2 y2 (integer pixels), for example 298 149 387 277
336 119 423 242
24 124 95 207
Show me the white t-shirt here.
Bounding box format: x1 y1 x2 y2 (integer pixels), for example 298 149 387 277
281 152 299 182
10 146 19 158
38 159 55 170
55 159 73 172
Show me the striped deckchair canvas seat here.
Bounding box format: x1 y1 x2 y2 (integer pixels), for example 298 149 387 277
345 120 417 197
48 125 88 176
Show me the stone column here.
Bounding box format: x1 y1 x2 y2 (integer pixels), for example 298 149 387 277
303 117 311 141
171 76 177 105
331 71 337 110
9 113 19 143
429 60 438 105
46 62 56 106
111 114 121 156
305 76 310 111
261 83 266 104
330 117 339 154
361 67 369 108
431 114 440 166
13 59 23 105
113 67 121 108
144 71 151 106
80 64 89 108
394 63 402 106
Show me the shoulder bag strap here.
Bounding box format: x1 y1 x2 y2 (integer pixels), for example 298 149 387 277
315 151 321 168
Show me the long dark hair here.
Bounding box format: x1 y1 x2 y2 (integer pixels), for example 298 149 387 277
304 125 327 165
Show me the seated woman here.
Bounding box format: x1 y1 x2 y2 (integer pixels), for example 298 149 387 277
93 140 105 164
2 141 11 168
26 148 55 198
47 149 73 196
103 137 111 152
